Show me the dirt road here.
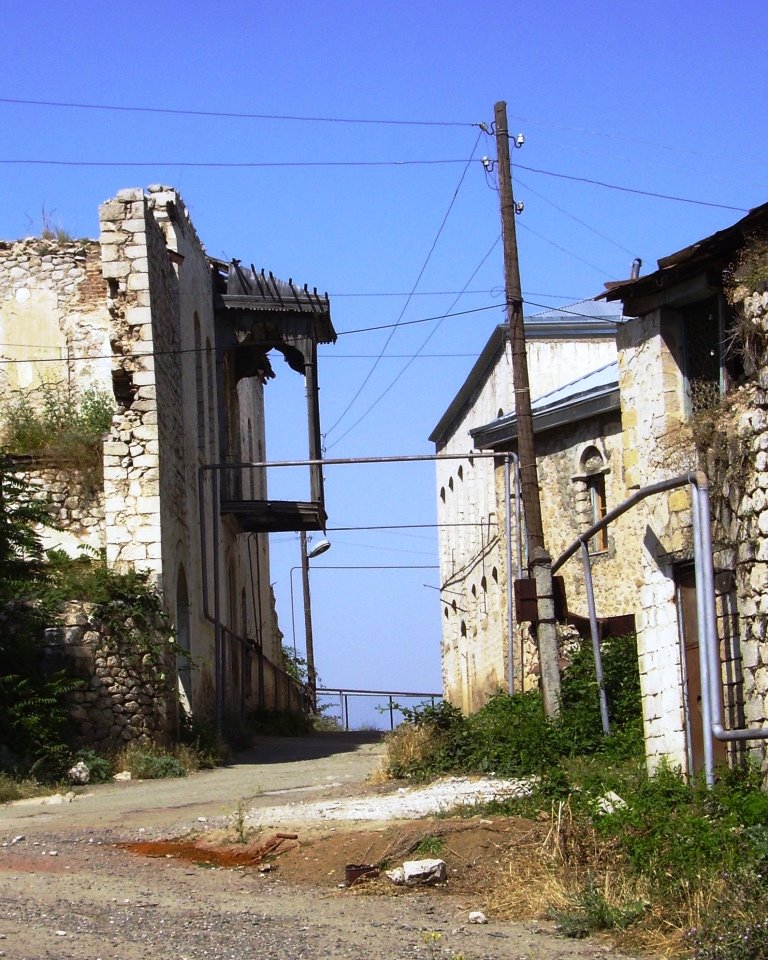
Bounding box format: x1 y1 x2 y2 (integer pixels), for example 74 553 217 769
0 733 653 959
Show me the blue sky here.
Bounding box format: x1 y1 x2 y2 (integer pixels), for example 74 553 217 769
2 1 767 724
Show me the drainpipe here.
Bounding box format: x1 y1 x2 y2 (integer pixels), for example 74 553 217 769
504 453 524 695
580 541 610 735
691 482 715 786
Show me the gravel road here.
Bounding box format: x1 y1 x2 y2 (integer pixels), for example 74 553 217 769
0 733 653 960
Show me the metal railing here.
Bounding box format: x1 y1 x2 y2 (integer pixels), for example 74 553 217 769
317 687 442 731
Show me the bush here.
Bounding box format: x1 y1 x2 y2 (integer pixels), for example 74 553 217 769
386 633 643 781
114 743 187 780
2 383 113 459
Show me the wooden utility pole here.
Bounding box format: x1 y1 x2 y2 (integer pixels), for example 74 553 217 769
494 100 561 716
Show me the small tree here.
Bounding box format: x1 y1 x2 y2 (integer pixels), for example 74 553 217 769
0 455 79 778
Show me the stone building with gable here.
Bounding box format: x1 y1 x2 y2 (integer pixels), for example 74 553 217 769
429 300 625 712
603 201 768 776
0 186 335 747
433 201 768 780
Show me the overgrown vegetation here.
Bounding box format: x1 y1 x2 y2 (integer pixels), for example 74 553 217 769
0 457 81 779
385 636 768 957
0 456 199 787
387 633 641 781
1 383 114 486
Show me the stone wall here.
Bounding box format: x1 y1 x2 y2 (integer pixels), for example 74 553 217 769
24 464 105 556
0 238 112 398
616 313 694 771
709 290 768 764
435 333 618 712
45 602 173 750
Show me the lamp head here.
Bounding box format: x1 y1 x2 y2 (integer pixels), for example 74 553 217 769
307 538 332 559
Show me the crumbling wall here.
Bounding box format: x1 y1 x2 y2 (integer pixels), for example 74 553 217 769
45 602 174 750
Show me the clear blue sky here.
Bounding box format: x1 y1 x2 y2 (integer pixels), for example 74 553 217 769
2 1 766 722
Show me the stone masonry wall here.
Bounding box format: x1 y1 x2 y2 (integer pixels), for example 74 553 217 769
0 238 111 398
712 290 768 766
617 314 694 771
45 602 173 750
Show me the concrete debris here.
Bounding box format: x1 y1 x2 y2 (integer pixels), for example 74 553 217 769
113 771 132 781
387 859 447 886
246 776 532 824
68 760 90 784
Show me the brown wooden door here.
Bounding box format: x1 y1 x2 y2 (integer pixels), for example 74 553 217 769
677 566 726 775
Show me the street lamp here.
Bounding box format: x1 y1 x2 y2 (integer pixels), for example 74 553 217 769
300 532 330 710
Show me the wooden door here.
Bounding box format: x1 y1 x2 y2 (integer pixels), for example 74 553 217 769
677 566 726 775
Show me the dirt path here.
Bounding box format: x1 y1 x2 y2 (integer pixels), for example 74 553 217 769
0 734 655 959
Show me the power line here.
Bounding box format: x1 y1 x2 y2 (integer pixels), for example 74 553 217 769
324 130 483 436
0 153 749 211
0 96 472 127
514 161 749 212
0 297 614 367
0 157 470 169
514 174 639 258
326 236 501 449
505 110 768 169
517 220 612 276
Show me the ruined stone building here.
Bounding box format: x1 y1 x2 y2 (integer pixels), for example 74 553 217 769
433 201 768 779
429 300 624 712
0 186 335 747
604 201 768 775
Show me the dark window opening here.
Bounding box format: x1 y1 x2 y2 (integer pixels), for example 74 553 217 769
586 473 608 552
112 368 135 408
681 296 743 415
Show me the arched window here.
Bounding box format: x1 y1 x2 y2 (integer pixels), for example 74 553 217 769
578 445 609 552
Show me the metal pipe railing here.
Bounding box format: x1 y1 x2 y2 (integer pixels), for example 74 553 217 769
553 470 768 787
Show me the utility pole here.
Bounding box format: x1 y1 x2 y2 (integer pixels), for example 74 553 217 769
299 530 318 711
494 100 561 717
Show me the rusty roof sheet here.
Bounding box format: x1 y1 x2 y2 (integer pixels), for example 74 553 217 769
603 200 768 305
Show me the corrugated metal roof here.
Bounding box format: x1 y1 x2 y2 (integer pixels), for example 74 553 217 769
603 200 768 308
428 298 624 446
470 361 619 449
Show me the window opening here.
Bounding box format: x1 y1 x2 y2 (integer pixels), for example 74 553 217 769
586 473 608 552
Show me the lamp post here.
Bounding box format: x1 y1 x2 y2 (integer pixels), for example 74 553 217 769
299 531 331 710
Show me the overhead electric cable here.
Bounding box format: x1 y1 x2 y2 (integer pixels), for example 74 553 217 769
0 96 472 127
326 236 501 449
0 155 749 210
0 157 469 169
505 110 768 168
516 220 611 276
514 174 640 258
324 130 483 436
514 162 749 212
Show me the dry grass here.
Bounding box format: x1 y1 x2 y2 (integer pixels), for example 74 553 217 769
380 722 434 778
